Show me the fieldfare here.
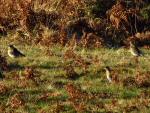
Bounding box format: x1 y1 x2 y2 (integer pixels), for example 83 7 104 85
8 45 25 58
104 66 112 83
104 66 119 83
129 41 143 57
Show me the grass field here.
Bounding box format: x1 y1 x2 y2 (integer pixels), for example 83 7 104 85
0 37 150 113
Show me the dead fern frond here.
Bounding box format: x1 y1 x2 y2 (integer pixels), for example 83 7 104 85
108 1 129 29
63 46 90 72
65 83 86 100
18 66 41 87
123 77 136 87
7 93 25 108
63 48 77 60
80 32 104 48
0 83 8 94
65 83 87 112
64 64 78 79
24 66 37 80
135 71 150 87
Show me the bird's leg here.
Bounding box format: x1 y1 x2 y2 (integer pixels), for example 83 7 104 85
132 56 138 65
135 56 139 64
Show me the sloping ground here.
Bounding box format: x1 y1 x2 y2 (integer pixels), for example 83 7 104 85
0 38 150 112
0 0 150 112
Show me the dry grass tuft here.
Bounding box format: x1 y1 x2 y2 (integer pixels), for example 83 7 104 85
16 66 41 88
64 64 78 79
80 32 104 48
23 66 38 80
135 71 150 87
123 76 136 87
65 83 87 112
0 83 8 94
7 93 25 108
107 1 138 30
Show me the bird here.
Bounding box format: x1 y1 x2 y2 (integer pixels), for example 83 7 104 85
104 66 119 83
8 45 25 58
129 41 143 57
104 66 112 83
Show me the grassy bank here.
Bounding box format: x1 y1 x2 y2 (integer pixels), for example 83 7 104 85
0 37 150 113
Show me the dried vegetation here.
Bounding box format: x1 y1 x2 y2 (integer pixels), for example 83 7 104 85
0 0 150 112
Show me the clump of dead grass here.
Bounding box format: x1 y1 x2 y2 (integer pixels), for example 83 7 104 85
17 66 41 88
135 71 150 88
63 64 79 79
7 93 25 108
0 83 8 94
65 83 87 112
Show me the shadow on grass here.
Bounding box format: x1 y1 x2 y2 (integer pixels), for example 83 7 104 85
37 61 63 70
8 63 24 71
38 65 63 70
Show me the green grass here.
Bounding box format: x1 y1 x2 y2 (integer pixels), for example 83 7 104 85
0 38 150 113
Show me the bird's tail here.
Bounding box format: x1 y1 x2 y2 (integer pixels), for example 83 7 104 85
20 53 25 57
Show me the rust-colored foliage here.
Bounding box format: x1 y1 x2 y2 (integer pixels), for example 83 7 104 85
65 83 119 112
23 66 40 80
64 48 77 60
64 64 78 79
58 0 85 20
59 27 68 46
7 93 25 108
125 31 150 48
0 105 5 113
135 71 150 87
123 71 150 88
0 0 149 48
18 66 41 87
63 48 90 72
27 10 60 32
0 0 31 30
108 1 128 29
80 31 104 48
123 76 136 87
135 32 150 48
0 83 8 94
65 83 87 112
74 55 90 72
45 48 54 56
65 83 85 99
64 35 91 72
108 1 138 30
139 90 150 98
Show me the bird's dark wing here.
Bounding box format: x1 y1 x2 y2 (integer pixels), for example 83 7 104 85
135 47 143 56
14 48 25 57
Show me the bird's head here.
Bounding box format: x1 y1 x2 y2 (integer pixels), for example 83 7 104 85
104 66 111 71
129 41 136 47
8 44 14 48
129 41 133 45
